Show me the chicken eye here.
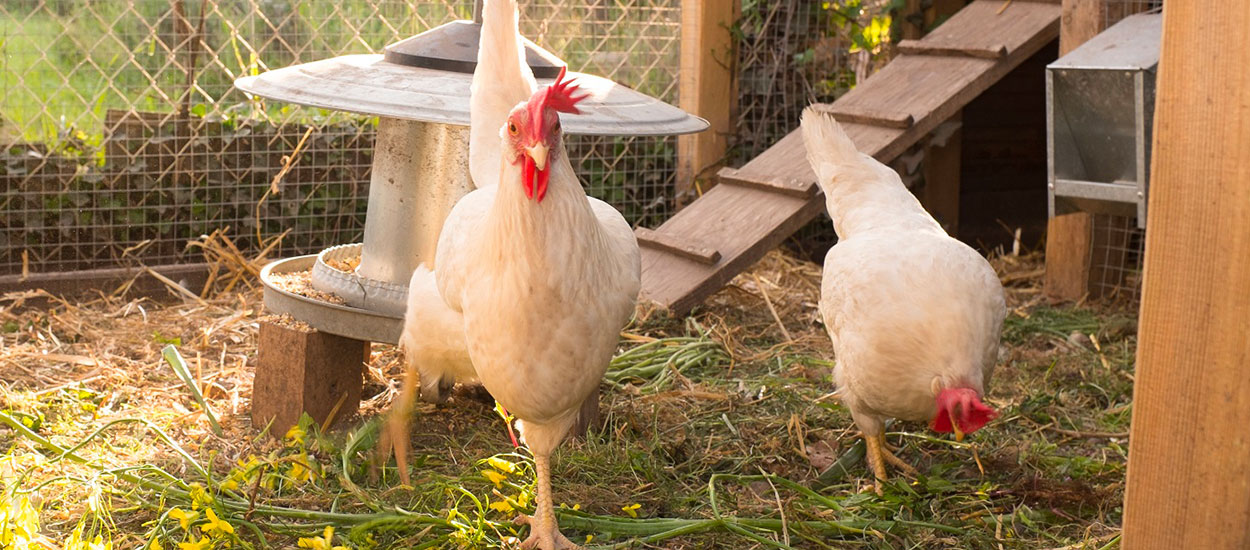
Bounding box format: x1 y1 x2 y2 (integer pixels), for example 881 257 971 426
508 122 519 136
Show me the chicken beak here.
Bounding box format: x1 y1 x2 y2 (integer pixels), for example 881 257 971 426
524 143 549 171
951 407 965 442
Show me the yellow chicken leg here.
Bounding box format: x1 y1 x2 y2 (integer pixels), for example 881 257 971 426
375 366 420 485
863 432 918 495
515 453 578 550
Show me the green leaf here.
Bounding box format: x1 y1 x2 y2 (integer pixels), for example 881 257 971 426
162 344 223 436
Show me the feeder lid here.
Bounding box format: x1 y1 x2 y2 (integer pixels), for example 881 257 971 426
234 21 708 136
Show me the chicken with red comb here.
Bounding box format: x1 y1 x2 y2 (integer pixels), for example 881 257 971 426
427 1 641 547
801 107 1005 494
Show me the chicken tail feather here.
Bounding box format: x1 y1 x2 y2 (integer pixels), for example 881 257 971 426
800 106 864 180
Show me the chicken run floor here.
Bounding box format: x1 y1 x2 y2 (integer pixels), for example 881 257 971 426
0 248 1138 549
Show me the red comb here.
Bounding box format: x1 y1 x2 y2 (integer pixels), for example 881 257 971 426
543 65 587 114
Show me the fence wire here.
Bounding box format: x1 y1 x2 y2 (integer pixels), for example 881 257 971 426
0 0 679 277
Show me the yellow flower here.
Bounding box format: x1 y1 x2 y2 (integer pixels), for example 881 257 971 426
177 535 212 550
285 424 306 446
585 534 594 544
296 526 347 550
288 458 313 485
187 483 212 510
219 479 238 492
489 500 514 514
481 469 507 488
168 508 199 531
86 535 112 550
621 503 641 518
486 457 516 473
148 539 163 550
201 509 234 537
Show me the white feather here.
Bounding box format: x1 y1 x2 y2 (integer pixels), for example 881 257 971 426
469 0 537 189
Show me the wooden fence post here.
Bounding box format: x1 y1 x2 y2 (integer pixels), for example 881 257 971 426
676 0 739 206
1121 2 1250 548
1042 0 1102 302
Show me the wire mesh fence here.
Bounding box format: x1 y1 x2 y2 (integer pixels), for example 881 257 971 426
0 0 680 277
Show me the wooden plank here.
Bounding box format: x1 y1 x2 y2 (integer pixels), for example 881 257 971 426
718 167 816 199
675 0 739 203
635 227 721 265
812 104 914 129
1121 2 1250 547
0 262 211 298
1043 0 1149 302
640 185 826 313
639 0 1060 313
913 0 1060 55
897 39 1007 59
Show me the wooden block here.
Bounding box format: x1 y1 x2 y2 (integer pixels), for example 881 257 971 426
1122 2 1250 547
718 167 816 199
898 39 1007 59
635 227 721 265
252 319 370 435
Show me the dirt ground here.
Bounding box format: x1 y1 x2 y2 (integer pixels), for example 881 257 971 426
0 248 1137 549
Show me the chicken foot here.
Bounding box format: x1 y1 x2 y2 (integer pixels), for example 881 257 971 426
864 432 918 495
515 453 578 550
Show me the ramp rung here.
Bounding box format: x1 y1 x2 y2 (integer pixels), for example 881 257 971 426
718 168 816 199
898 39 1008 59
811 104 914 129
635 228 721 265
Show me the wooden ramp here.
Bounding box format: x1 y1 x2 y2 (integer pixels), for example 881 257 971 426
636 0 1060 314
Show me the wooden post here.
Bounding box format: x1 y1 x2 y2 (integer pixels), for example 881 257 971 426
922 112 962 235
676 0 738 205
1121 2 1250 548
1042 0 1103 302
252 319 370 435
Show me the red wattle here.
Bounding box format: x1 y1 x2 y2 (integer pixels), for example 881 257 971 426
535 168 549 202
522 156 536 200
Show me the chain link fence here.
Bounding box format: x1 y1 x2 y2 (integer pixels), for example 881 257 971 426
0 0 680 277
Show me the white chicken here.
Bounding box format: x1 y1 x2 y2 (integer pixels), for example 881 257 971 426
435 68 639 550
395 0 640 547
800 107 1005 494
378 0 545 481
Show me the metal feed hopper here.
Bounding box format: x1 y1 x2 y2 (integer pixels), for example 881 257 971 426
234 4 707 345
1047 11 1161 229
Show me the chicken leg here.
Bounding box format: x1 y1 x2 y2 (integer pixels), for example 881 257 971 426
515 453 578 550
863 432 918 495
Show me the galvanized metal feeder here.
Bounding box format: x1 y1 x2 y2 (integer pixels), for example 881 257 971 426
1047 11 1161 229
234 2 707 430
